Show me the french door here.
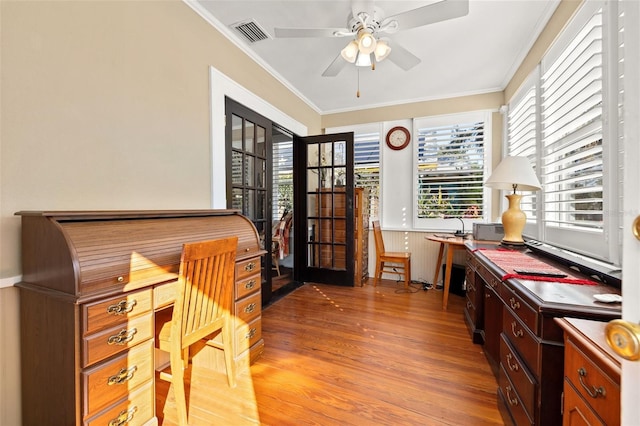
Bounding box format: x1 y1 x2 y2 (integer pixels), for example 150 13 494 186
294 133 355 286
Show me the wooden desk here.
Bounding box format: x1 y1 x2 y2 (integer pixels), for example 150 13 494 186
426 234 468 310
15 210 265 426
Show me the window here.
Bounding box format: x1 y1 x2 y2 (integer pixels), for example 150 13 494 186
414 112 489 230
354 132 380 221
505 0 622 264
272 139 293 221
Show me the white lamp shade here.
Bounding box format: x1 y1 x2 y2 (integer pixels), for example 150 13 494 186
357 30 377 54
485 156 541 191
374 40 391 62
341 41 359 63
355 52 372 67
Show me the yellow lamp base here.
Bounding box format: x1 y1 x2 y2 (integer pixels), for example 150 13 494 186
501 194 526 246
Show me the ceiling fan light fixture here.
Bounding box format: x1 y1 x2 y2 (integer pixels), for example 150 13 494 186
357 29 377 55
374 40 391 62
341 40 359 63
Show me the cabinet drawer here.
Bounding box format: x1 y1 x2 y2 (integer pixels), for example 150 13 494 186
83 339 154 417
502 307 539 376
498 365 534 426
83 289 153 335
563 379 605 426
235 273 260 300
236 317 262 353
153 280 178 310
478 265 501 291
235 291 261 326
500 333 536 417
500 285 538 335
565 339 620 425
84 379 155 426
83 313 154 367
236 258 261 280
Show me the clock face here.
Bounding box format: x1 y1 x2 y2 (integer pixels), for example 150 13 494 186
386 126 410 150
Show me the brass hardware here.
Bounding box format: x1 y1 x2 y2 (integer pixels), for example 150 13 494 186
505 385 519 406
577 367 606 398
466 300 472 309
107 365 138 386
485 293 491 298
511 321 524 338
246 327 257 339
509 297 520 310
107 328 137 345
117 276 124 283
244 303 256 314
108 406 137 426
245 247 250 252
244 280 256 290
633 215 640 241
106 299 137 316
605 319 640 361
244 262 256 272
506 353 519 372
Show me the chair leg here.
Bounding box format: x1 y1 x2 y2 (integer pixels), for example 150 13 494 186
374 261 381 286
222 318 236 388
404 259 411 289
170 348 189 426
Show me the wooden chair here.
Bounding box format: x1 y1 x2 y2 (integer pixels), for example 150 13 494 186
157 237 238 425
372 220 411 288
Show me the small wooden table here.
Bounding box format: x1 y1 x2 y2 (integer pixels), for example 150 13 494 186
426 234 469 310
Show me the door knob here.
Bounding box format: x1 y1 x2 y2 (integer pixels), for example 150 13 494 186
605 319 640 361
633 215 640 241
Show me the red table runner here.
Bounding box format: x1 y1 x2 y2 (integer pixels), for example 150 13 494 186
475 248 597 285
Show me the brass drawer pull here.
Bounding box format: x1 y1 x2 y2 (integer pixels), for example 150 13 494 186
244 262 256 272
578 367 606 398
108 406 137 426
466 300 472 309
246 328 257 340
511 321 524 338
107 328 138 345
506 353 519 372
107 299 137 316
505 386 519 406
107 365 138 386
509 297 520 310
244 280 256 290
244 303 256 314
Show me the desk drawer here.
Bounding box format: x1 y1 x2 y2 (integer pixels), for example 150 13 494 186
84 379 154 426
500 333 536 417
83 339 154 417
235 291 261 326
83 289 152 335
236 258 261 280
153 280 178 310
83 313 154 367
499 364 534 426
565 338 620 425
503 307 539 377
236 317 262 353
235 273 260 300
501 285 538 335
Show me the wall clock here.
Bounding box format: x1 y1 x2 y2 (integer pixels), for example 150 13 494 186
386 126 410 150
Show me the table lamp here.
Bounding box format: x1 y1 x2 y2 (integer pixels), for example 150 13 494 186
485 156 541 246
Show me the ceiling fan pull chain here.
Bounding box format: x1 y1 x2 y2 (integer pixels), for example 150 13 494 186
357 68 360 98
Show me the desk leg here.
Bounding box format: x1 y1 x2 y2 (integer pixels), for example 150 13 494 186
432 243 445 288
442 246 455 310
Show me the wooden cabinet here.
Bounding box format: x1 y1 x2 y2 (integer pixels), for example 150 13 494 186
556 318 621 426
354 187 369 286
16 210 264 426
465 242 621 426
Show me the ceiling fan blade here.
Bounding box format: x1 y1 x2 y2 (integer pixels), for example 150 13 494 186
322 53 348 77
383 0 469 31
274 27 348 38
387 44 421 71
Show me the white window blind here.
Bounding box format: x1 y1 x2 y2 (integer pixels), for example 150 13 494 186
354 132 380 221
415 114 486 223
541 6 605 238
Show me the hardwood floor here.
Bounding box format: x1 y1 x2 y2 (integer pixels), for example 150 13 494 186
157 279 504 425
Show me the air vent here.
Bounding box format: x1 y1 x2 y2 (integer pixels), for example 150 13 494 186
232 20 270 43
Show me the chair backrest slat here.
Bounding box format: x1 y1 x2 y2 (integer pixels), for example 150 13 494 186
173 237 238 348
372 220 385 255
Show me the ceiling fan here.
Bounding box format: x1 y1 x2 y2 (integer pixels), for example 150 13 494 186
273 0 469 77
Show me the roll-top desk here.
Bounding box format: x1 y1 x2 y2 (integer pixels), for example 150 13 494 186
15 210 265 426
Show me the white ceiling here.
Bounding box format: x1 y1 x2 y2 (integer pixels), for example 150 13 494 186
191 0 559 114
